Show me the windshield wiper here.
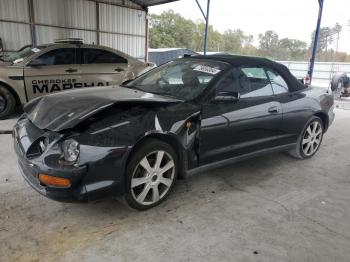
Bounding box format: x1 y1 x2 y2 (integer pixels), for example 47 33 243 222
147 91 179 99
123 85 144 91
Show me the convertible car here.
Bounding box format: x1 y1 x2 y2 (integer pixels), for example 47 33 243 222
13 55 334 210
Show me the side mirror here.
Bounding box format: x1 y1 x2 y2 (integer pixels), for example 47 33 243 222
213 91 240 103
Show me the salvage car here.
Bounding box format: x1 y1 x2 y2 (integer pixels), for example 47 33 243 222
13 55 335 210
0 38 154 119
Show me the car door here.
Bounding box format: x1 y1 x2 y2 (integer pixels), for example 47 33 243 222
24 47 81 100
199 66 283 165
266 67 311 145
79 47 129 87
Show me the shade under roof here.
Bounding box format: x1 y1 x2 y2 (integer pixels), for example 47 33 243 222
129 0 179 7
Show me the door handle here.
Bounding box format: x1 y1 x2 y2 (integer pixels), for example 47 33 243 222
114 68 124 72
65 68 77 73
268 106 279 113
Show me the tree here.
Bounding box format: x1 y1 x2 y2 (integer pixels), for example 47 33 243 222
222 29 245 54
279 38 307 60
149 10 196 49
258 30 279 57
149 10 349 62
310 23 344 61
310 23 342 54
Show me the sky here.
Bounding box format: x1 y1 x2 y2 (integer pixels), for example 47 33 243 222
150 0 350 53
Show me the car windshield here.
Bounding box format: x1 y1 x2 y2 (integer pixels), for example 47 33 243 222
126 59 228 100
4 46 43 63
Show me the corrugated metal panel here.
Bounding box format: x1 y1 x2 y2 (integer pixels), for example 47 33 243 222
0 0 29 22
33 0 96 30
98 0 142 9
0 22 31 50
94 0 178 8
99 3 146 36
36 25 97 44
100 32 145 59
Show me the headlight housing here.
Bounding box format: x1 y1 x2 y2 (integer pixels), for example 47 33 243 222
62 139 80 163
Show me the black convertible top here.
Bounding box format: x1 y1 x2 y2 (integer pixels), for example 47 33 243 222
188 54 305 92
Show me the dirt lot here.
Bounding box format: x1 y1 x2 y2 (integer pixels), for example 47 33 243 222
1 108 350 262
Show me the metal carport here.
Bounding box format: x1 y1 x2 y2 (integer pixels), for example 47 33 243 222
0 0 179 61
0 0 324 81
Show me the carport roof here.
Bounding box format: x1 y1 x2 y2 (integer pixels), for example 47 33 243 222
129 0 179 7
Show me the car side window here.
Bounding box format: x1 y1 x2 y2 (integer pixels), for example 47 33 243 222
216 69 241 94
266 69 289 94
238 67 273 98
82 48 127 64
32 48 76 65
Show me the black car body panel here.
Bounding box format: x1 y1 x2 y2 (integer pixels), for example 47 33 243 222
24 86 182 131
13 55 335 202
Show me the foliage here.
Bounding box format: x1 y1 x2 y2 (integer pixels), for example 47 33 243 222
150 10 350 62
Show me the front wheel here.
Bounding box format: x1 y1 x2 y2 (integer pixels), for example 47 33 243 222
289 116 324 159
0 86 16 119
125 139 178 210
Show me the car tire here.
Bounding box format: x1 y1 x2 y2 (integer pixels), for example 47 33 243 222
289 116 324 159
0 85 16 120
124 139 178 210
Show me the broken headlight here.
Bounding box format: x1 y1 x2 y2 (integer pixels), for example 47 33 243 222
62 139 80 163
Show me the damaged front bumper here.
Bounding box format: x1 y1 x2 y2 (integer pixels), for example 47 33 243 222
13 117 127 202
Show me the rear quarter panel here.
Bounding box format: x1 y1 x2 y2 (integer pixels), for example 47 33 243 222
281 86 333 143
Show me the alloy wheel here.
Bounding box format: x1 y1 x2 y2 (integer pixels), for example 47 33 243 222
131 150 175 206
302 121 323 156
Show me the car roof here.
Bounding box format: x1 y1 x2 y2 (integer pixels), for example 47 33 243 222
189 54 277 67
35 43 137 61
185 54 305 92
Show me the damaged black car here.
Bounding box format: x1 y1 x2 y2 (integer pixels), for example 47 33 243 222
13 55 335 210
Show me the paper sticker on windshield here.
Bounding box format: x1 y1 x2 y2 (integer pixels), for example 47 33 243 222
31 48 41 53
193 65 221 75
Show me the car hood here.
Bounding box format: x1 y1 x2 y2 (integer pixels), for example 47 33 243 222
24 86 182 131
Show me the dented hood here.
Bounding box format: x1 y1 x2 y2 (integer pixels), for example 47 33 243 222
24 86 181 131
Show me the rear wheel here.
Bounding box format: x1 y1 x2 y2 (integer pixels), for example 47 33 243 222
289 116 324 159
125 139 178 210
0 86 16 119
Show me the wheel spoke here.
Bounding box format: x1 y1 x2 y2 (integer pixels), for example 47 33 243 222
140 157 152 174
306 126 312 136
302 137 311 145
315 129 322 136
136 183 151 203
312 122 318 134
152 186 160 202
305 143 311 154
310 142 315 153
131 177 148 188
159 160 174 175
154 151 164 170
159 177 172 187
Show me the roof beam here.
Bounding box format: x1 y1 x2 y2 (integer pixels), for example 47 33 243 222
129 0 146 7
128 0 179 8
